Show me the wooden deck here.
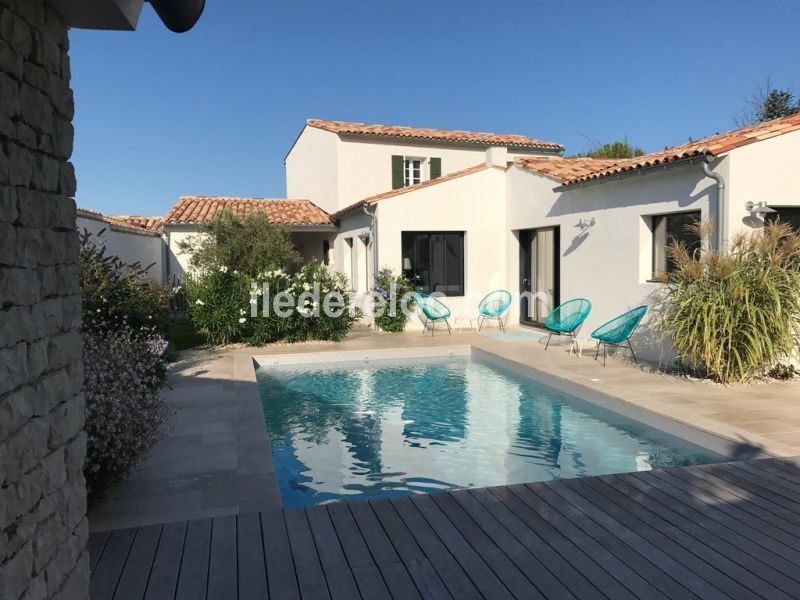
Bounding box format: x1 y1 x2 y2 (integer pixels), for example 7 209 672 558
89 457 800 599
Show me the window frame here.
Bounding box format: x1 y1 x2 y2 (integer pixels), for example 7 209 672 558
650 210 701 280
401 231 465 297
765 206 800 232
403 157 425 187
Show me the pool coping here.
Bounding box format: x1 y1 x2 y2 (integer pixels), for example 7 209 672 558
244 344 772 511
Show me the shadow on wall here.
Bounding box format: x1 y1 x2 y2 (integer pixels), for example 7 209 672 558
546 179 716 219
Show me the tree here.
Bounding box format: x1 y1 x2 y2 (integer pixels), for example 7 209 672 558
177 210 301 277
736 79 799 126
570 137 645 159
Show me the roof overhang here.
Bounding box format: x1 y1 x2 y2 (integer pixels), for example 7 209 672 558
162 221 336 232
553 153 713 192
46 0 204 32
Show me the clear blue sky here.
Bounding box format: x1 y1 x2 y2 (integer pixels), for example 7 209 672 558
70 0 800 216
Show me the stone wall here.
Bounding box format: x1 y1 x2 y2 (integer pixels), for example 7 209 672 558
0 0 89 598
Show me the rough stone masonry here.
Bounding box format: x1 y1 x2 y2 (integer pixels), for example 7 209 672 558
0 0 89 598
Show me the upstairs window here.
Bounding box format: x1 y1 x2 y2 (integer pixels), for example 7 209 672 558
652 211 701 279
404 158 422 186
402 231 465 296
392 156 441 189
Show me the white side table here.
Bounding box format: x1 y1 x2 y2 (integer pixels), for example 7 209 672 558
453 316 478 332
570 336 594 357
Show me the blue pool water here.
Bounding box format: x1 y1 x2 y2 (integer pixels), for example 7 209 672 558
257 356 723 508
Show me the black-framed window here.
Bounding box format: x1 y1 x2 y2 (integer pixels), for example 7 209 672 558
652 211 701 278
765 207 800 232
402 231 465 296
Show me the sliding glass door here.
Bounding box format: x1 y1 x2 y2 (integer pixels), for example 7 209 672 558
519 227 559 326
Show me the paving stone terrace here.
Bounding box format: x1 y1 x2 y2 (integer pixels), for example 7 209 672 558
90 457 800 600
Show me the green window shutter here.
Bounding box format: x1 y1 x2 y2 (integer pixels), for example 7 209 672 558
430 157 442 179
391 155 404 189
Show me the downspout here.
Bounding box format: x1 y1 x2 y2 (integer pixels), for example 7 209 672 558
701 154 726 251
362 204 378 287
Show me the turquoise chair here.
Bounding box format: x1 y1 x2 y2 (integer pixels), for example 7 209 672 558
413 292 452 336
478 290 512 332
591 305 648 366
544 298 592 351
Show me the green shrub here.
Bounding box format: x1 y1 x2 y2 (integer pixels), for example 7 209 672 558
657 220 800 383
184 261 360 346
372 268 416 332
246 262 360 344
177 210 301 278
79 232 170 502
182 266 252 345
79 229 171 332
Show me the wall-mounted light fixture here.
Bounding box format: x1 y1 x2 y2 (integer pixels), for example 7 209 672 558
745 201 777 216
578 217 596 230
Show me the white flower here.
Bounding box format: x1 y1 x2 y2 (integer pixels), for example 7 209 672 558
219 265 228 273
233 270 238 275
172 286 182 294
249 297 258 305
303 282 312 291
195 299 205 306
297 307 312 316
238 317 246 323
239 308 246 316
255 288 263 296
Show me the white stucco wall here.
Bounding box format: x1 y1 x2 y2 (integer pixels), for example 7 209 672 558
336 137 543 211
505 164 716 363
334 211 373 293
77 215 165 282
285 125 340 214
374 167 508 329
285 123 555 214
724 129 800 237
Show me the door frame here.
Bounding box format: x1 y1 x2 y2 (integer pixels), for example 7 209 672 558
518 226 560 328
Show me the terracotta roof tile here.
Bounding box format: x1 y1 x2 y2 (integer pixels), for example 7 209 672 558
106 215 163 232
563 113 800 186
76 208 163 236
330 164 498 220
515 156 626 183
308 119 564 151
163 196 332 226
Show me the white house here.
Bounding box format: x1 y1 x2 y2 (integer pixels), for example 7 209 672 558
294 116 800 362
91 114 800 363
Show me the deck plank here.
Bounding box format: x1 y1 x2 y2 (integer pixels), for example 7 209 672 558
467 487 599 600
541 478 699 600
631 470 800 599
143 521 187 600
88 530 110 574
91 457 800 600
305 506 361 599
428 492 544 600
389 496 483 600
407 494 517 599
284 508 332 600
207 515 238 600
236 512 269 599
174 518 212 600
262 509 301 600
326 502 375 569
645 467 800 586
661 465 800 549
113 524 162 600
347 501 400 565
368 499 453 599
89 527 136 600
595 473 768 600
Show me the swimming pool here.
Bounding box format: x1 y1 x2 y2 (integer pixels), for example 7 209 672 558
257 354 723 508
